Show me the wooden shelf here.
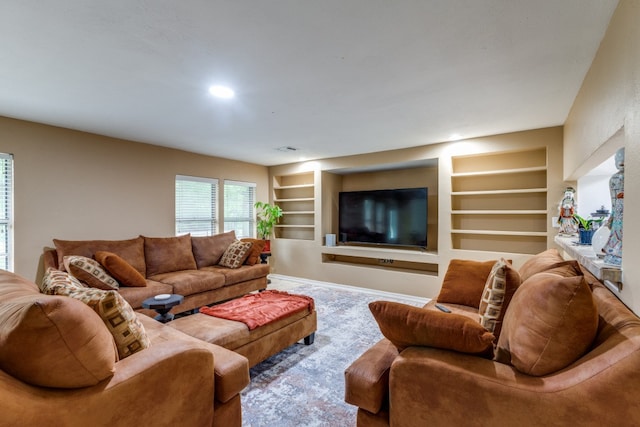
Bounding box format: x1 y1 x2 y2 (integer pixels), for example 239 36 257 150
274 184 314 190
273 171 316 241
451 229 547 237
452 210 547 215
451 166 546 177
274 197 315 202
452 188 547 195
450 148 548 254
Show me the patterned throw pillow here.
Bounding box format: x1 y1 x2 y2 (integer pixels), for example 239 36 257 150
41 269 150 359
218 240 253 268
63 255 119 290
478 259 521 339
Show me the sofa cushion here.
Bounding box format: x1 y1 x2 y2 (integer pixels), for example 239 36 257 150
437 259 497 308
369 301 495 356
95 251 147 287
143 234 197 276
41 269 151 359
495 271 598 376
201 264 270 286
0 270 116 388
218 240 252 269
64 255 119 290
191 231 237 268
149 270 226 295
241 238 267 266
117 279 173 310
478 259 521 339
518 248 566 282
53 237 146 276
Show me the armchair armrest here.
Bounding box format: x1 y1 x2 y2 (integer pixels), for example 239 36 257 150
0 340 215 426
390 345 640 427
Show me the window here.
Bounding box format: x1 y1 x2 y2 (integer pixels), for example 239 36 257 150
224 180 256 238
0 154 13 271
175 175 218 236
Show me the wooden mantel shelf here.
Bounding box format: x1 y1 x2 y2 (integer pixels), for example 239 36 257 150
554 234 623 293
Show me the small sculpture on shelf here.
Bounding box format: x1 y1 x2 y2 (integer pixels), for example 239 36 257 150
557 186 578 235
604 148 624 266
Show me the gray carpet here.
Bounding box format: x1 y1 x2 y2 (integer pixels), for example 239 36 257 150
241 279 427 427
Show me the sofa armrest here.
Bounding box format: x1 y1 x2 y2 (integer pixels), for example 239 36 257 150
0 340 215 426
390 345 640 427
344 339 398 414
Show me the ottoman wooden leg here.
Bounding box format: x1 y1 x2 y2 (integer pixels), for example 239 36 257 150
304 332 315 345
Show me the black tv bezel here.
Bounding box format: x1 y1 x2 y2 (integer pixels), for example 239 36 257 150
337 187 428 250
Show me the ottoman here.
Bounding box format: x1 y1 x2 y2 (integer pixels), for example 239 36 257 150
169 290 317 367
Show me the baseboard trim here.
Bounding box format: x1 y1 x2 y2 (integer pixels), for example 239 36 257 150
268 274 430 305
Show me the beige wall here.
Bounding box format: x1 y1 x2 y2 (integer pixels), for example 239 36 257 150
564 0 640 313
0 116 269 282
269 127 564 298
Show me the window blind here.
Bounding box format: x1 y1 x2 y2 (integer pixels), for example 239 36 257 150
0 153 13 271
175 175 218 236
224 180 257 238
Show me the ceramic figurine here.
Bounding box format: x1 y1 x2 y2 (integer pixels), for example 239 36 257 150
604 148 624 266
558 186 578 235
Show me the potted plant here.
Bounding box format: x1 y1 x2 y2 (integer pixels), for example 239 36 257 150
254 201 283 252
573 214 602 245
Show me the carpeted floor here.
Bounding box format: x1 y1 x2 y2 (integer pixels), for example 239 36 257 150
241 276 428 427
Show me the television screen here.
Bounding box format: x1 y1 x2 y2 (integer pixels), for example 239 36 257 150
338 188 427 249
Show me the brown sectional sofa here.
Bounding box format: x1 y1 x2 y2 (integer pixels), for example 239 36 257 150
0 269 250 426
43 232 269 317
345 250 640 426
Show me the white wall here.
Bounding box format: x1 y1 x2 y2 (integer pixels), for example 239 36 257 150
564 0 640 313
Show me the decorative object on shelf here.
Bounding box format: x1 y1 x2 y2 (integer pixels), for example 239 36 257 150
604 147 624 266
573 214 602 245
590 205 610 221
254 201 283 252
591 225 610 258
558 187 578 235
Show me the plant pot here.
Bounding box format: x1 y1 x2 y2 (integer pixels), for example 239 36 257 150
262 239 271 253
578 229 595 245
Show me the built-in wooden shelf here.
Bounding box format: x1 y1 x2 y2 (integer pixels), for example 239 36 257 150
450 148 548 254
273 171 316 241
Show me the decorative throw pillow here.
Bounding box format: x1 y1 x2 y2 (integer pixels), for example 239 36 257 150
437 259 498 308
42 269 150 359
143 234 197 276
0 269 116 388
191 230 237 268
517 248 566 282
241 238 267 265
218 240 253 268
478 259 521 339
369 301 495 357
63 255 119 290
494 272 598 376
95 251 147 287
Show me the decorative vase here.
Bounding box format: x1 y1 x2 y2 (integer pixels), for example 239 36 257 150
578 229 595 245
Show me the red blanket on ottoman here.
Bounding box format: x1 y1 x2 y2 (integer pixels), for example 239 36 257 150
199 290 315 330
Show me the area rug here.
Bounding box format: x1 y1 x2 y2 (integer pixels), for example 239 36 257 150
241 277 428 427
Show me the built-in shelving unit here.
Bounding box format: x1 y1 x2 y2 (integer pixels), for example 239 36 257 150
451 148 548 254
273 172 315 241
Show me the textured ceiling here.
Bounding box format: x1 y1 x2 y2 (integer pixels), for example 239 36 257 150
0 1 618 165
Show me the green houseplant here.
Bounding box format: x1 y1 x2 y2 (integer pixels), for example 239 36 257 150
254 201 283 251
573 214 603 245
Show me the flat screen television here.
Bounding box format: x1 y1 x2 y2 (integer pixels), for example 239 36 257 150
338 187 427 249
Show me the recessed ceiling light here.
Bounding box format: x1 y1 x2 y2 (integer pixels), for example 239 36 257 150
208 85 235 99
